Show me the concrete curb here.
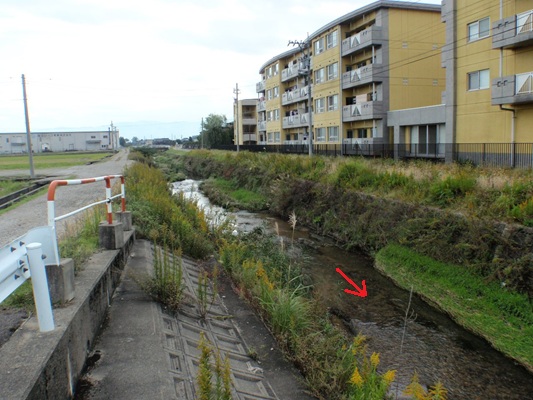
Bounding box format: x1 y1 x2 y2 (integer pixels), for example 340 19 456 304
0 230 135 400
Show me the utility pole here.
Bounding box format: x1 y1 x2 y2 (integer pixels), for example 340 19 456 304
233 83 240 152
21 74 35 178
201 117 204 149
288 39 313 156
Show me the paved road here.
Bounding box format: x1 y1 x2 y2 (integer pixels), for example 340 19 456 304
0 149 133 248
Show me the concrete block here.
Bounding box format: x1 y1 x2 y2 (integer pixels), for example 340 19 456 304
115 211 132 231
99 222 124 250
45 258 75 305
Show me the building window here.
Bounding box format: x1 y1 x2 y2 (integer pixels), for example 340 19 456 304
468 69 490 90
266 89 272 100
327 62 338 80
274 109 280 121
314 37 325 55
274 63 279 76
468 17 490 41
315 128 326 142
274 132 281 143
315 68 325 84
315 98 325 113
273 86 279 98
327 126 339 142
357 128 367 139
327 94 338 111
326 30 338 49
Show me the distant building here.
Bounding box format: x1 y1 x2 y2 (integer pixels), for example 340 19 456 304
0 130 119 154
234 99 258 145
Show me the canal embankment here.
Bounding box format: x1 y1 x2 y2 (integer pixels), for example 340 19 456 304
154 149 533 375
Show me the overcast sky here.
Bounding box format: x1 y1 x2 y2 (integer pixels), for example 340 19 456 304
0 0 440 140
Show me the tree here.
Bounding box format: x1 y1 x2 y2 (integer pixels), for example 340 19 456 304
200 114 233 148
119 137 128 147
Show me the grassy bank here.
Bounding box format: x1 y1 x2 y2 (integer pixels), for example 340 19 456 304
151 149 533 374
375 244 533 372
200 178 268 211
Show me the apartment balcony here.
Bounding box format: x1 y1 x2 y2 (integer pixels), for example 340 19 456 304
342 64 383 89
241 116 257 125
281 85 310 106
257 100 266 112
258 121 267 132
342 101 385 122
493 9 533 49
282 112 310 129
282 62 304 83
492 72 533 105
342 25 383 57
256 80 266 93
242 133 257 142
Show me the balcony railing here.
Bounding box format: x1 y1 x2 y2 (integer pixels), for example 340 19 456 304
493 9 533 49
342 101 384 122
342 25 383 57
281 63 303 83
281 86 309 106
492 72 533 105
256 80 266 93
342 64 383 89
257 100 266 112
258 121 266 131
282 113 310 129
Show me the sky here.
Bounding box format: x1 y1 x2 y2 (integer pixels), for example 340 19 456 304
0 0 441 140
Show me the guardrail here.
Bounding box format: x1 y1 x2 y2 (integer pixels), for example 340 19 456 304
47 175 126 262
0 174 127 332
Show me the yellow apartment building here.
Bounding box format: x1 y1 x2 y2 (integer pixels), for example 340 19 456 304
442 0 533 165
255 0 444 154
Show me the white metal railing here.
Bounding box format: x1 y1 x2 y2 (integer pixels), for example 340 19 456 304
0 174 127 331
517 9 533 35
0 234 55 331
516 72 533 94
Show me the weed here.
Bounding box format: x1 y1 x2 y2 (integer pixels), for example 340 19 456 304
196 332 233 400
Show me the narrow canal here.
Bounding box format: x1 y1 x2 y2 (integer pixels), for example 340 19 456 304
173 179 533 400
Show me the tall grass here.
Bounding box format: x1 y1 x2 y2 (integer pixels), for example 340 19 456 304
124 162 214 259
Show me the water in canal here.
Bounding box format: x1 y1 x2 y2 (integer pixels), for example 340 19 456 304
173 180 533 400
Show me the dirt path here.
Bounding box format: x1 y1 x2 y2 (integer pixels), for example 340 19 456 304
0 149 133 247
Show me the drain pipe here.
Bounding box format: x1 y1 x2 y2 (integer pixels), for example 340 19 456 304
500 105 516 167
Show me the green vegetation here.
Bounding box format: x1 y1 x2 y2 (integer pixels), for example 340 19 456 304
0 152 111 170
151 149 532 376
200 178 268 211
375 244 533 371
124 161 215 259
59 207 105 271
197 332 233 400
218 228 402 399
0 180 31 196
140 242 185 314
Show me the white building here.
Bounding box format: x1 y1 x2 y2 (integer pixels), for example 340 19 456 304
0 130 119 154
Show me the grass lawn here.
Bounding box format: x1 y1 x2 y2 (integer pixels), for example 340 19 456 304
0 152 111 170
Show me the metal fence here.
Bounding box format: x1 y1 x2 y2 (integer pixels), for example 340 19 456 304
0 174 127 332
211 143 533 168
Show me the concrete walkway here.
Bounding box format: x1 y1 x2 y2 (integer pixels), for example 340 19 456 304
77 240 313 400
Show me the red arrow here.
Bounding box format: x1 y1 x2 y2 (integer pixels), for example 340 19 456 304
336 267 367 298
